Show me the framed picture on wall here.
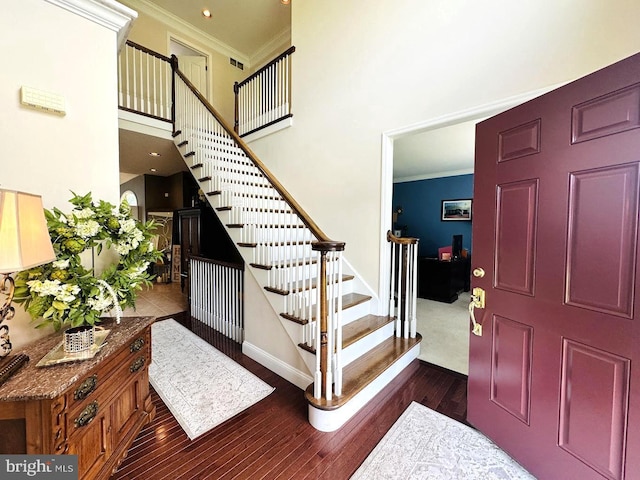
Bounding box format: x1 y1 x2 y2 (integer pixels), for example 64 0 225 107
441 199 472 221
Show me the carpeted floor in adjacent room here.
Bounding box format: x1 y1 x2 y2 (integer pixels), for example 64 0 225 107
416 292 470 375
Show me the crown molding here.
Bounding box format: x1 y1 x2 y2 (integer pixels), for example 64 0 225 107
45 0 137 50
125 0 249 65
250 26 292 68
394 168 475 184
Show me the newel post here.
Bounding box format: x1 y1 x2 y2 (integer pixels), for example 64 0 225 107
170 54 179 131
312 240 345 400
233 82 240 134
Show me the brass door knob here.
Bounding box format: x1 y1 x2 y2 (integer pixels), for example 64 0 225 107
472 267 485 278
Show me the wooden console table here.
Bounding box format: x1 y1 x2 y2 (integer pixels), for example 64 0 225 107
418 257 471 303
0 316 156 480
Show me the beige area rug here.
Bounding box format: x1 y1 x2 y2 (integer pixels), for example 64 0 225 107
149 319 274 440
416 292 470 375
351 402 536 480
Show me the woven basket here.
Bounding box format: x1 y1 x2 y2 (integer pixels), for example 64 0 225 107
63 326 95 353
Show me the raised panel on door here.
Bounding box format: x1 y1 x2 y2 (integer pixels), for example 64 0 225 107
559 340 630 480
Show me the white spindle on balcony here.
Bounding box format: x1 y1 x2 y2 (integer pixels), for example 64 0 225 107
117 41 173 122
234 47 295 137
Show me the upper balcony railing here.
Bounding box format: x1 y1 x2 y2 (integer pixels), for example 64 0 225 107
118 41 173 123
234 46 295 137
117 41 295 138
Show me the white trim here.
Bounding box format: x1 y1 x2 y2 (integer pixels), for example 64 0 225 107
126 0 249 66
118 110 173 139
378 85 564 312
394 168 475 184
242 341 312 391
250 27 292 68
378 133 394 316
168 34 213 101
45 0 137 50
242 116 294 143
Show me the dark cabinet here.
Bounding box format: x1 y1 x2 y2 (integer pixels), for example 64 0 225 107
418 257 471 303
173 207 244 293
175 208 206 293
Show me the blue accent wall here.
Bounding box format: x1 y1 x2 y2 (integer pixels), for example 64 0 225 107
393 174 473 257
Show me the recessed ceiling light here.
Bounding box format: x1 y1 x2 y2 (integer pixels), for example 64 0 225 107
202 8 212 18
149 152 161 157
150 168 157 172
280 0 290 4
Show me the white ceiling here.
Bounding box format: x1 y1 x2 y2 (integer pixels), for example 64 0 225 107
392 119 480 183
119 0 477 183
119 129 187 178
145 0 291 59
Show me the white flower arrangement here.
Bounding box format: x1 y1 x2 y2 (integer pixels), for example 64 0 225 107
14 192 162 331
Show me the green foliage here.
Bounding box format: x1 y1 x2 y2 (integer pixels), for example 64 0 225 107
13 192 162 331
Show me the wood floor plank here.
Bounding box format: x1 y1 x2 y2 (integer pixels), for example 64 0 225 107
112 317 468 480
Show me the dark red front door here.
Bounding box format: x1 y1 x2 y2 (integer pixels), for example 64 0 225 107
468 53 640 480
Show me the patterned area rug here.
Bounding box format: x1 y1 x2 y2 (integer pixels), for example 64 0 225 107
149 319 275 440
351 402 536 480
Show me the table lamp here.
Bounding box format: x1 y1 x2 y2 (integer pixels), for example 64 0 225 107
0 189 56 380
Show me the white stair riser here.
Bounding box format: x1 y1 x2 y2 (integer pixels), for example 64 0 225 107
308 343 421 432
341 301 371 325
341 321 395 367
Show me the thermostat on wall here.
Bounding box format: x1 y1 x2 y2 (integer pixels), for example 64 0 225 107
20 86 66 116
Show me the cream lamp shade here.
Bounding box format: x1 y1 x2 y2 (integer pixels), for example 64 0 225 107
0 189 56 274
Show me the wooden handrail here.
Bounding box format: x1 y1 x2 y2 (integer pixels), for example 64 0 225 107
189 255 244 270
237 46 296 89
125 40 172 63
173 65 334 244
312 241 346 253
387 230 419 245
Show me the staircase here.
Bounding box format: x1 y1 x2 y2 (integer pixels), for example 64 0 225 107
170 66 421 431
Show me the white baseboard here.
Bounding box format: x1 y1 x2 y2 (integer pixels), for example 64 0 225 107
242 341 313 391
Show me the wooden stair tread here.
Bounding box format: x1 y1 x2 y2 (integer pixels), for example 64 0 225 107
280 292 371 324
297 315 394 352
265 275 354 296
238 240 312 248
298 315 394 355
343 315 394 347
250 258 318 270
226 223 307 229
305 334 422 410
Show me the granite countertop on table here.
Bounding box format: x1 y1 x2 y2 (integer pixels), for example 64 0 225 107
0 316 155 402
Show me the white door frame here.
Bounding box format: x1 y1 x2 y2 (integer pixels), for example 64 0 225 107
377 86 562 315
168 33 212 100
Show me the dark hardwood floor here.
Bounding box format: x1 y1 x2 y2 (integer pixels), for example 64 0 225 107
112 317 468 480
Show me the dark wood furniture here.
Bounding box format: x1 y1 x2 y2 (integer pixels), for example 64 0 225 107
174 207 244 294
0 317 155 480
418 256 471 303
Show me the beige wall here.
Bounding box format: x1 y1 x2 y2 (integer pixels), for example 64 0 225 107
248 0 640 294
119 0 246 126
243 270 310 377
1 0 123 348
